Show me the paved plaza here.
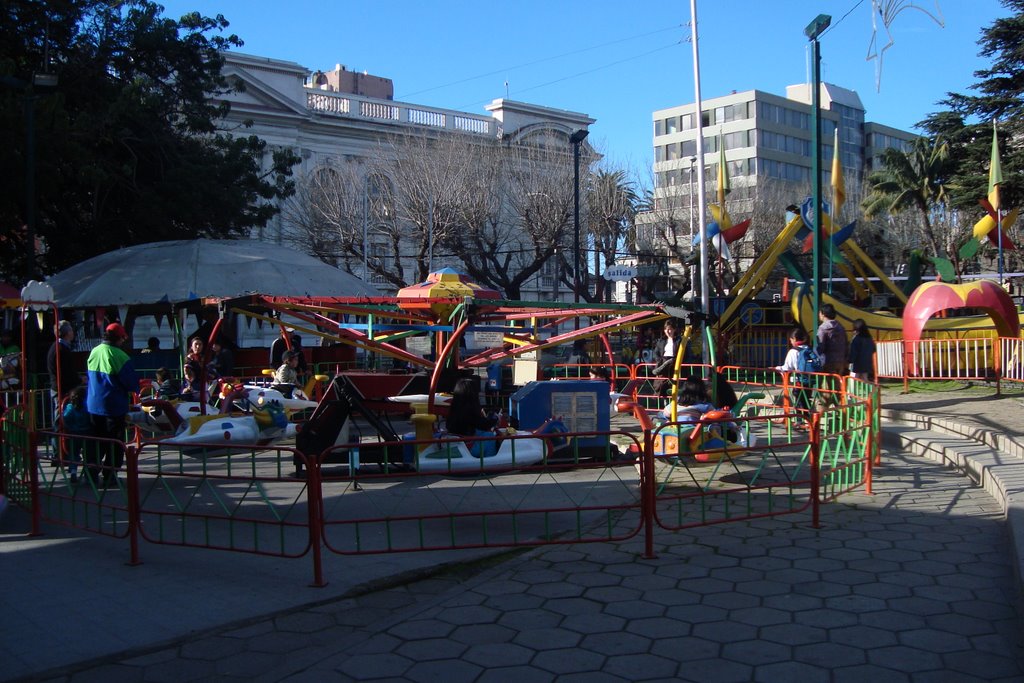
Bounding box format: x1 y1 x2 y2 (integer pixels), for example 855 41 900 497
3 385 1024 682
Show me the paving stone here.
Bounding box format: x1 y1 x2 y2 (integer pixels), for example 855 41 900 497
829 624 898 649
138 657 219 682
641 587 701 607
898 628 970 653
753 660 830 683
925 613 997 637
953 598 1020 621
498 608 563 630
664 604 727 625
214 650 280 678
387 618 456 641
477 666 555 683
436 605 501 626
602 652 678 680
859 610 927 632
338 652 413 680
513 627 581 651
474 579 530 597
560 613 626 635
603 597 664 619
831 663 911 682
760 622 827 646
730 606 791 627
462 642 535 667
565 572 622 588
579 631 651 656
691 620 757 645
542 596 604 616
791 581 850 599
404 658 482 683
734 579 791 597
246 631 317 655
485 592 545 611
823 594 887 614
793 642 866 668
532 647 606 674
868 644 943 672
701 591 760 611
762 593 822 613
528 581 586 599
720 639 792 665
942 649 1024 678
395 637 469 662
673 657 751 683
449 623 516 645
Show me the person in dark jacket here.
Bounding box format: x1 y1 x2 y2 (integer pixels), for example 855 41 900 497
446 378 497 437
849 319 877 382
85 323 140 487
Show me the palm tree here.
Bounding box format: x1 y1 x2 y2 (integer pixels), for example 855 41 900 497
861 136 952 259
587 169 639 302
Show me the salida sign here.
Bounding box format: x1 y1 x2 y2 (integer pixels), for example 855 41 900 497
603 265 637 282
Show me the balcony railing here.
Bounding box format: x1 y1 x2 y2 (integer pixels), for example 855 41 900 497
306 89 496 137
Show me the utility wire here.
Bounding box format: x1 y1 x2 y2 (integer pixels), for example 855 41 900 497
456 41 681 111
396 24 682 100
819 0 866 38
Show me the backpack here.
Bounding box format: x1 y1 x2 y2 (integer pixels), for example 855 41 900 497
795 345 823 385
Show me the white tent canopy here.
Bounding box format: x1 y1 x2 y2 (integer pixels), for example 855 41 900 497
45 239 378 307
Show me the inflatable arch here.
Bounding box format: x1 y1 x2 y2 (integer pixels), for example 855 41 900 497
903 280 1020 341
902 280 1020 375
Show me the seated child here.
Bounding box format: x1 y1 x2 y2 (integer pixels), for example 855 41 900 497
179 365 199 402
661 375 714 422
272 350 300 398
154 367 177 400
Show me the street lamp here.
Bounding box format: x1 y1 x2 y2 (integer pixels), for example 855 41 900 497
805 13 831 344
570 129 589 317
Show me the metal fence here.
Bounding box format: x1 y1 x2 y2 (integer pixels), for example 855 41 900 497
2 375 878 587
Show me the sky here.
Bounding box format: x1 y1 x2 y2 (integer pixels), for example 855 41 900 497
159 0 1008 179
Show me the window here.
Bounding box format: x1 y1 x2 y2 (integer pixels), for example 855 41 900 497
655 146 665 162
666 142 680 161
681 113 694 130
654 119 664 137
681 139 697 158
666 116 678 134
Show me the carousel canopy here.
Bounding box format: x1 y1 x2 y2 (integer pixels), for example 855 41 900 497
45 239 378 308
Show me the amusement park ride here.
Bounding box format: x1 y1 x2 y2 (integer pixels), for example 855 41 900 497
117 186 1020 471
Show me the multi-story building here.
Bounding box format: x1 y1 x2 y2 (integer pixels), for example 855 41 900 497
642 83 915 291
216 52 595 297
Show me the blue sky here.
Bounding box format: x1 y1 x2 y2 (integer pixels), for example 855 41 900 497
160 0 1007 178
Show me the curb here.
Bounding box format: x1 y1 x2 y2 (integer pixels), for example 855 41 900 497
881 408 1024 593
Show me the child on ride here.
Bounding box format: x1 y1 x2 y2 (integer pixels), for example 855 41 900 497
661 375 714 422
775 327 816 418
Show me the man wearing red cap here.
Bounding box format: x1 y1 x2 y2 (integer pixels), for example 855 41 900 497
85 322 140 487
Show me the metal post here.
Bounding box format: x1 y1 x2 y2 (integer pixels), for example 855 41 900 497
689 0 710 363
24 94 35 283
570 129 589 330
688 156 696 296
805 14 831 346
362 175 369 281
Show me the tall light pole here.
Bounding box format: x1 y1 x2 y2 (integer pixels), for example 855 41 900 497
805 13 831 345
688 156 697 296
570 128 589 329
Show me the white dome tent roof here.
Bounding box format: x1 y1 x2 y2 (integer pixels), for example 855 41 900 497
45 239 378 307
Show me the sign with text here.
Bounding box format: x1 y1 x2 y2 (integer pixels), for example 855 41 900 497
603 265 637 282
473 331 505 347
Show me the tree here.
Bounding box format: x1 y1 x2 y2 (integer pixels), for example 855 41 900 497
586 169 638 302
282 129 587 299
861 137 952 259
919 0 1023 213
0 1 298 282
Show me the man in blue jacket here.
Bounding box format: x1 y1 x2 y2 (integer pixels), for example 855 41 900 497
86 323 140 487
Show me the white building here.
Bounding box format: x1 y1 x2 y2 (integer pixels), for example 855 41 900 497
642 83 916 292
216 52 595 298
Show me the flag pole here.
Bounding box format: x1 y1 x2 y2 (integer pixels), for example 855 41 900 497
690 0 710 364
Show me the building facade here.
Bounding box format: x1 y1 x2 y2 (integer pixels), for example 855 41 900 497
642 82 916 291
216 51 595 297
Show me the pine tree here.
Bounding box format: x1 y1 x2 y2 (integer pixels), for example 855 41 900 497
919 0 1023 212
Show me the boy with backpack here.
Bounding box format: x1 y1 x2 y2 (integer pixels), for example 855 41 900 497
775 327 822 420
